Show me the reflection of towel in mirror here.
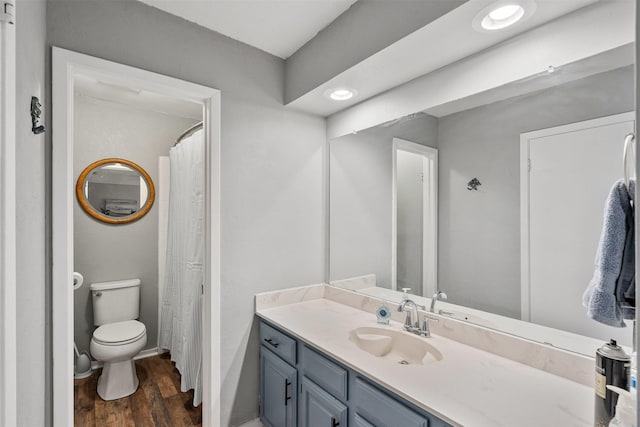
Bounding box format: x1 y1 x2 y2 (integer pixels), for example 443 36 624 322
583 179 635 327
104 199 137 215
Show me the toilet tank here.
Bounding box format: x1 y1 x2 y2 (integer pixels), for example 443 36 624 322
90 279 141 326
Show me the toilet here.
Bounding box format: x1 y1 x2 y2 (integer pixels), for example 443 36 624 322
89 278 147 401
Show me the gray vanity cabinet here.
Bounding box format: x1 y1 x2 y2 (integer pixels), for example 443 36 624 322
299 377 348 427
259 320 452 427
260 348 298 427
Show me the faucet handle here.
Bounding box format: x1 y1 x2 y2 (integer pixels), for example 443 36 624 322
433 291 448 301
421 314 431 337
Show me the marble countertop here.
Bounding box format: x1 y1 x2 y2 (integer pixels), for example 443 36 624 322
256 297 593 427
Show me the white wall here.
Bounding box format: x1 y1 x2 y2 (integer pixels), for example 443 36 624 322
73 94 197 356
16 0 48 426
43 1 326 425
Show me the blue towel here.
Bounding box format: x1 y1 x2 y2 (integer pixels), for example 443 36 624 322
583 179 635 327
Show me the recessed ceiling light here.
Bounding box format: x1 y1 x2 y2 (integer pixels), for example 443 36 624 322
325 88 357 101
472 0 536 33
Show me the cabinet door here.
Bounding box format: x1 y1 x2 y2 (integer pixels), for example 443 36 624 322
260 348 297 427
300 377 348 427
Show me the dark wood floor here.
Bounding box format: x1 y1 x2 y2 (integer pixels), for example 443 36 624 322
74 353 202 427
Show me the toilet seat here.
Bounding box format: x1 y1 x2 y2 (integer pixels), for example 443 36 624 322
93 320 146 346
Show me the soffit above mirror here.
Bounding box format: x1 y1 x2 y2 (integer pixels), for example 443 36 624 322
133 0 603 117
327 0 635 138
287 0 601 116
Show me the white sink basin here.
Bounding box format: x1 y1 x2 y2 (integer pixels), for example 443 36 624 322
349 327 443 365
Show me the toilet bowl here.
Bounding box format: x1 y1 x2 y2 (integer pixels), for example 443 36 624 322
91 320 147 400
89 279 147 401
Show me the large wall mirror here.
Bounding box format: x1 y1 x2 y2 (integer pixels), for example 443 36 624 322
76 158 155 224
329 4 635 357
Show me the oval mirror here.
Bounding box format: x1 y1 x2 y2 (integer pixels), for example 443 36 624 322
76 158 155 224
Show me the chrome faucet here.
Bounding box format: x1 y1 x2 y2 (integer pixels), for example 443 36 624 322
430 291 448 313
398 299 431 337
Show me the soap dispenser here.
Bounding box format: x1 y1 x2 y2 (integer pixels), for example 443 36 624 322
607 385 636 427
376 299 391 325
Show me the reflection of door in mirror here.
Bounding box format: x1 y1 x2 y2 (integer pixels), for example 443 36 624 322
393 138 437 298
522 112 635 348
330 113 438 290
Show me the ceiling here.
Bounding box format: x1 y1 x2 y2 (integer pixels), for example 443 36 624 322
137 0 357 59
74 74 203 121
84 0 628 121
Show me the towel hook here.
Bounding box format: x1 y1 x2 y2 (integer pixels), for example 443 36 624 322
623 133 635 190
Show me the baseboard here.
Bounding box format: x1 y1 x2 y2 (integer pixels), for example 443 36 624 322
90 347 160 370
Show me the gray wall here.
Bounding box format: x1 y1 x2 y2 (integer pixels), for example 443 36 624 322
330 114 438 287
47 1 326 425
73 94 197 357
437 65 635 318
16 1 48 426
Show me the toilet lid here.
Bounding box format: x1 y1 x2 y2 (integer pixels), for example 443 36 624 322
93 320 146 345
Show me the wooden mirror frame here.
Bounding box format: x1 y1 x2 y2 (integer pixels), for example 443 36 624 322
76 158 155 225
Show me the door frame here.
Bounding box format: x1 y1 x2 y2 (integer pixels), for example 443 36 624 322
519 111 635 321
52 47 222 426
0 4 17 426
391 138 438 296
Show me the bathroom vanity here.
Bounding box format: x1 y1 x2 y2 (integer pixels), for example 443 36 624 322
259 320 450 427
256 285 594 427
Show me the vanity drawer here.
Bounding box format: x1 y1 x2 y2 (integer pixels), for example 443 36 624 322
301 345 348 401
354 378 428 427
354 414 375 427
260 321 297 365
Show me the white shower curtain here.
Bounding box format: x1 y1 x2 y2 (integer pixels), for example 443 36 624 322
160 129 204 406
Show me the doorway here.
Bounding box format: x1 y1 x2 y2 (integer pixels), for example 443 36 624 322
392 138 438 298
52 48 221 426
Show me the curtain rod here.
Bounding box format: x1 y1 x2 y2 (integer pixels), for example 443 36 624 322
174 121 203 146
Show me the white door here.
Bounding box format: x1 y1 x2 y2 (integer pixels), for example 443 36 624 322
396 149 425 294
392 138 438 297
522 112 635 347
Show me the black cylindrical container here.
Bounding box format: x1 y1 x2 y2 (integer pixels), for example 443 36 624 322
594 339 630 427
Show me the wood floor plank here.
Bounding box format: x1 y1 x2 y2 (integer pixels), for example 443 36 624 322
130 364 155 427
156 373 178 398
74 355 202 427
165 394 196 427
142 376 173 427
179 391 203 427
74 373 97 427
